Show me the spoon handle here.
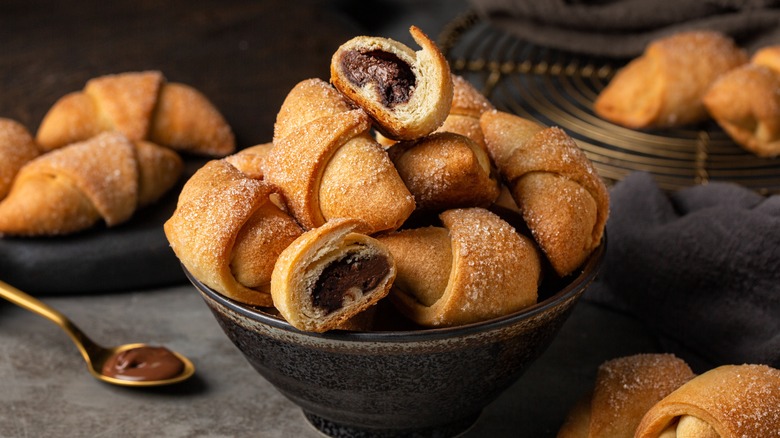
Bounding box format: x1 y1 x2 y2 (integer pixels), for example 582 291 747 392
0 280 102 362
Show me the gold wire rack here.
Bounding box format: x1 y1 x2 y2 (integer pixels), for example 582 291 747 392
438 12 780 194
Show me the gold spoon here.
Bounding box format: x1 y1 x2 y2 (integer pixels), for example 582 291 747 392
0 279 195 387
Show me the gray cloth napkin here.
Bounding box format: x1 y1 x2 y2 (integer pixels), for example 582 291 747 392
470 0 780 57
586 172 780 369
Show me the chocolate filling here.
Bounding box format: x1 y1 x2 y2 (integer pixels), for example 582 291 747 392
101 346 185 382
312 252 390 314
340 49 416 108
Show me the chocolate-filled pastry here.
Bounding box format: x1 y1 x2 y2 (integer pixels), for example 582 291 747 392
270 218 396 333
480 110 609 277
36 70 235 157
378 207 540 327
636 364 780 438
0 118 40 200
703 46 780 157
330 26 453 141
557 354 694 438
388 132 500 212
594 31 746 129
224 142 273 179
0 132 182 236
165 159 303 306
435 75 495 152
266 79 414 233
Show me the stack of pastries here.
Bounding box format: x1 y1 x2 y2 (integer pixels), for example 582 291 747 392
594 30 780 158
165 26 610 333
0 71 235 236
558 354 780 438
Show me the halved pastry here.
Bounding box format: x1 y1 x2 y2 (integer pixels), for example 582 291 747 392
0 132 182 236
636 364 780 437
388 132 500 212
480 111 609 277
378 207 540 327
165 159 303 306
0 118 40 200
330 26 453 141
36 70 235 156
270 218 396 333
594 31 747 129
557 354 695 438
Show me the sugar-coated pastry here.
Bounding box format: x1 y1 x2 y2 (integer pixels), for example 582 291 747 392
635 364 780 438
557 354 695 438
0 118 39 200
224 142 274 179
594 31 747 129
330 26 453 141
36 70 235 156
480 110 609 277
703 46 780 157
0 132 182 236
435 74 495 152
265 79 414 233
270 218 396 333
165 159 303 306
378 207 540 327
388 132 500 212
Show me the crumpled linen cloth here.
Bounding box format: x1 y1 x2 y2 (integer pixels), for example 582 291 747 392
470 0 780 57
585 172 779 369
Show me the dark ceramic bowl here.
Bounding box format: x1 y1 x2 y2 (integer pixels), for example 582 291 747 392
187 240 605 438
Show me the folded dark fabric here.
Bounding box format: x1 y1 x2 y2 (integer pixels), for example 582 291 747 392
586 172 780 369
470 0 780 57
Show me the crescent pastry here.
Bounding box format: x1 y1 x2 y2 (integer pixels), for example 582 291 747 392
636 364 780 438
378 207 540 327
164 159 303 306
388 131 500 212
557 354 695 438
330 25 453 141
265 79 414 233
0 118 40 200
435 74 495 152
270 218 396 333
36 70 235 156
480 110 609 277
0 132 182 236
594 31 747 129
703 46 780 157
224 143 274 180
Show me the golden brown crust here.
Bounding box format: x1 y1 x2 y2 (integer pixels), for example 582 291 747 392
558 354 695 438
0 132 182 236
594 31 747 129
481 110 609 277
380 207 540 327
330 26 453 141
0 118 40 200
273 78 356 143
224 142 274 179
388 131 500 212
435 75 495 152
636 364 780 438
751 45 780 74
164 159 302 306
36 71 235 156
270 218 396 332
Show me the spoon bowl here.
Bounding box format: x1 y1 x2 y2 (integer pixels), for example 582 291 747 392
0 279 195 387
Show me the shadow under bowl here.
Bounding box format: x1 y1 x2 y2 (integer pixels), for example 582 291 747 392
187 240 605 438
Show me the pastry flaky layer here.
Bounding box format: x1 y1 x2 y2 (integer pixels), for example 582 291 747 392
594 31 747 129
330 25 453 141
0 118 40 200
480 110 609 277
36 70 235 157
635 364 780 438
164 159 303 307
270 218 396 333
379 207 540 327
704 45 780 158
0 131 182 236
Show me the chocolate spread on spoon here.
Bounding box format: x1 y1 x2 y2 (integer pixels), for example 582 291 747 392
102 346 185 382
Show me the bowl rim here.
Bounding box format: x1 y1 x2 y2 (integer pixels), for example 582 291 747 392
188 235 605 342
